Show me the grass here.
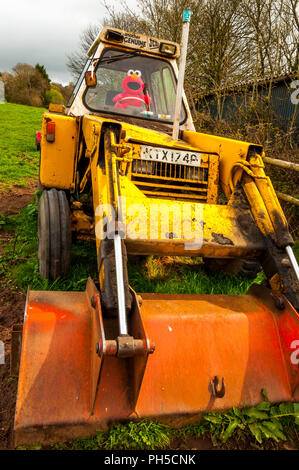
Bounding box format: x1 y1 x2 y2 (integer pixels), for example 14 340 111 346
128 255 263 296
0 196 98 292
0 102 45 188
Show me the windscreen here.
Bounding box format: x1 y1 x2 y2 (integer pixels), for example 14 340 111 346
83 48 187 124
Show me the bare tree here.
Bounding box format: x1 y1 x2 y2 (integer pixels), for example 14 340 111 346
239 0 299 79
66 2 148 79
279 0 299 73
191 0 253 91
66 1 203 79
67 24 101 79
66 0 299 96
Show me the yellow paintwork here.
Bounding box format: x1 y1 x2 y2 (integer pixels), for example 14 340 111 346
40 108 289 262
183 130 263 199
70 202 93 235
242 154 291 246
118 177 265 257
78 115 266 259
129 143 219 204
48 103 65 114
40 113 78 190
16 29 297 445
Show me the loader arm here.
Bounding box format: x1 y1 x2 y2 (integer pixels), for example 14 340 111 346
242 154 299 310
183 130 299 311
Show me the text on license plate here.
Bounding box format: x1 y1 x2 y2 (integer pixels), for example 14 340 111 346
141 146 201 167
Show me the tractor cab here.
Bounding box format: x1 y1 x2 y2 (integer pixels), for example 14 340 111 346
67 26 194 131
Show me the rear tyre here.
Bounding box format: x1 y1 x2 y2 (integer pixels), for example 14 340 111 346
203 258 261 279
38 188 72 280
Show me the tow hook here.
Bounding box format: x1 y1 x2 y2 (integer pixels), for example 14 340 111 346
209 376 226 398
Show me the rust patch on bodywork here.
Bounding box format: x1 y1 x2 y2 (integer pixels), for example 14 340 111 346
211 232 234 245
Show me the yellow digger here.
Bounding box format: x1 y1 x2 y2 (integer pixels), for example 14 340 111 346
13 25 299 446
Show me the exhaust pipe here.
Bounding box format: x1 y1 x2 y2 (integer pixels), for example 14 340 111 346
172 10 191 141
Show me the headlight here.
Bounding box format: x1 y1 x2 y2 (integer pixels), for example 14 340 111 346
159 43 177 55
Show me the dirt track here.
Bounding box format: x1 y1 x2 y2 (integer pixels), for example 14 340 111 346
0 181 37 216
0 186 36 449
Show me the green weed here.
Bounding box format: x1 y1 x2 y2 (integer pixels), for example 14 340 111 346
69 421 172 451
196 392 299 447
16 444 42 450
99 421 172 450
172 390 299 448
55 397 299 450
0 213 12 229
71 435 102 450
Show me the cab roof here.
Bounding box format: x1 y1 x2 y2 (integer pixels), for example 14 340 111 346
88 25 180 59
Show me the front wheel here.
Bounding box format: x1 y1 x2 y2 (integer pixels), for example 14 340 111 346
38 188 72 280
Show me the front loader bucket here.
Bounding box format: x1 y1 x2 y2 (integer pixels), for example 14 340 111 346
14 280 299 446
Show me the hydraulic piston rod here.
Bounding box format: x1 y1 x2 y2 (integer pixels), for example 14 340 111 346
114 233 128 335
286 245 299 283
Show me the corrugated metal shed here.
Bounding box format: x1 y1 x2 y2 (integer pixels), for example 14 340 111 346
196 73 298 134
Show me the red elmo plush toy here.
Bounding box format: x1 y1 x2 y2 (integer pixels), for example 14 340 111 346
113 69 151 109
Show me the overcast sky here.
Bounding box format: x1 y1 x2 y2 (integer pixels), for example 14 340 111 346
0 0 138 85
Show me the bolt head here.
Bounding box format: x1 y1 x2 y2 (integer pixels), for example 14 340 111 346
96 342 102 355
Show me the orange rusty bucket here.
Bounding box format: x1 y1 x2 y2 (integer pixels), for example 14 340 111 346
13 279 299 446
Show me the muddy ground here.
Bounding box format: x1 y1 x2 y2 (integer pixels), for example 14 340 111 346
0 185 36 449
0 181 37 216
0 286 25 449
0 185 297 451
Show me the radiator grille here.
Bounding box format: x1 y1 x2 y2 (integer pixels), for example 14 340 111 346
131 158 214 202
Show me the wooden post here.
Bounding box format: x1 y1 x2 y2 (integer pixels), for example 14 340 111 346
276 192 299 206
172 10 191 141
264 156 299 172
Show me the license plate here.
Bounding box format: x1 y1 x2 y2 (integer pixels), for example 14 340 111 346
141 145 201 167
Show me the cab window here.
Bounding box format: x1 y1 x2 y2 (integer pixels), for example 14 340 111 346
84 48 187 124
